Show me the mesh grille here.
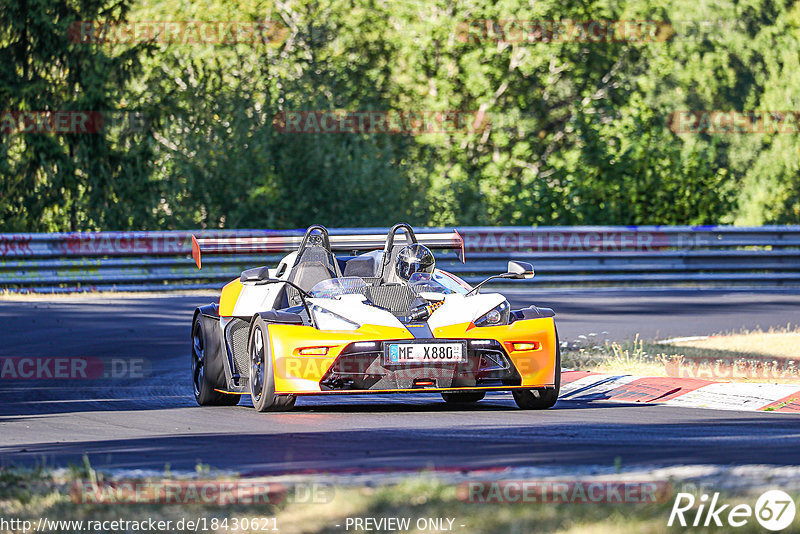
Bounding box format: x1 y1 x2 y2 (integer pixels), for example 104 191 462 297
320 340 521 391
287 286 300 306
226 319 250 380
365 285 415 315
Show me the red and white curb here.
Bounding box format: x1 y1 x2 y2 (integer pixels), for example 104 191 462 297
560 371 800 413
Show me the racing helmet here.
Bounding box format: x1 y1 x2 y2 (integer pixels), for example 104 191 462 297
395 244 435 281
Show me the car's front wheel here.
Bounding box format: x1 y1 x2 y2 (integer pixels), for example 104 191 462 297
512 386 559 409
248 316 296 412
441 391 486 404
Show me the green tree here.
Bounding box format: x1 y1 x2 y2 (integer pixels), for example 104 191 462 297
143 0 426 229
0 0 159 231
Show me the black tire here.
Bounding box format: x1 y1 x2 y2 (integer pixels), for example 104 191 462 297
442 391 486 404
512 329 561 410
248 316 296 412
192 314 240 406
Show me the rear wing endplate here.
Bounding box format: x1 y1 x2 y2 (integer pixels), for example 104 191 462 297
191 230 465 269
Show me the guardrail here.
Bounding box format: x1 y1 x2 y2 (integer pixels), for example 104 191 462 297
1 226 799 292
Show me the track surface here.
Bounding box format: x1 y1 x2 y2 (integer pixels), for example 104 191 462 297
1 290 799 474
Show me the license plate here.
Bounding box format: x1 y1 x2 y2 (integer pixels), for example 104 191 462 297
384 342 466 365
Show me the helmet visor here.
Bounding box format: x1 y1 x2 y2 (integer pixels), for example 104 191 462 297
395 244 436 281
397 259 434 280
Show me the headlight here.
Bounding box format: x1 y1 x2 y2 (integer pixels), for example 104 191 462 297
311 305 360 331
474 301 510 327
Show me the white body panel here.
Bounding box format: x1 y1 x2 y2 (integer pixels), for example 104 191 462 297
232 283 284 317
309 294 405 329
427 293 507 330
232 252 296 317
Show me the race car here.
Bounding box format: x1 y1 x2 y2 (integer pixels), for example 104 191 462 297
190 224 560 411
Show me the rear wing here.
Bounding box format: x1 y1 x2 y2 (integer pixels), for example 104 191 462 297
191 230 465 269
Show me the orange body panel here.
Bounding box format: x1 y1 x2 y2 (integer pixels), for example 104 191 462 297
269 324 412 393
267 318 557 394
218 279 243 317
433 318 558 388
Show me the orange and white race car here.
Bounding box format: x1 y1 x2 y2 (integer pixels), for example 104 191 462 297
190 224 559 411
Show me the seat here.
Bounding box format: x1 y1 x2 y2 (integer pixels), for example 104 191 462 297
342 252 381 278
285 245 339 306
363 231 418 314
342 250 385 285
374 224 419 284
378 245 408 284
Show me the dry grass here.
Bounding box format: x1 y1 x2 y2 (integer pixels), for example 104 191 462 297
562 334 668 376
4 466 799 534
670 330 800 359
562 326 800 383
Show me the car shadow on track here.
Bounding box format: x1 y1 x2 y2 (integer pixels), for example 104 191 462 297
2 413 800 474
0 391 646 420
286 398 651 413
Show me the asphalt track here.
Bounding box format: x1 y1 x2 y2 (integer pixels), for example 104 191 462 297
1 289 799 475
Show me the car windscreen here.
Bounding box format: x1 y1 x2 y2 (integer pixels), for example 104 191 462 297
408 270 470 295
309 277 369 299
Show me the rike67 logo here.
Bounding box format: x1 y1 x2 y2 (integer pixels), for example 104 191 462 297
668 490 796 531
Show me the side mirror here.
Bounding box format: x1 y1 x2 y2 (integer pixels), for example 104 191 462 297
240 266 271 284
466 260 535 296
506 260 534 280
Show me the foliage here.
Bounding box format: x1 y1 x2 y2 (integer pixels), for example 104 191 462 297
0 0 160 231
1 0 798 231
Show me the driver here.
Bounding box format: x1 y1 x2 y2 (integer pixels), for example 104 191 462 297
394 243 435 282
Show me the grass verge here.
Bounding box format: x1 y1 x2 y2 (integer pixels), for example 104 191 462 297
561 326 800 383
2 464 800 533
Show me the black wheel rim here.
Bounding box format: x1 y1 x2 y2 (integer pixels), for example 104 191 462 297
191 321 205 396
250 326 265 401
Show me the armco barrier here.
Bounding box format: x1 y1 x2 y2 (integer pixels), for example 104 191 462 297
1 226 799 292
